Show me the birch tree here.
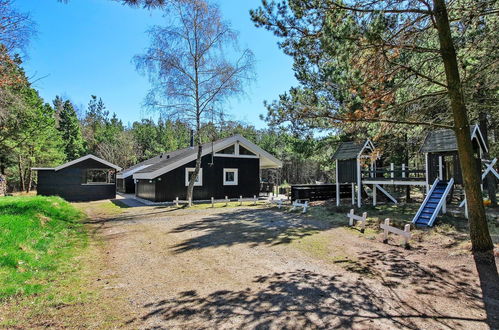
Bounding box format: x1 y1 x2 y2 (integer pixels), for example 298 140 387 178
135 0 254 203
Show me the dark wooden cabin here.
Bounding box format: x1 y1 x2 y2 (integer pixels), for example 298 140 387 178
131 135 282 202
117 154 167 194
32 155 122 202
420 125 487 185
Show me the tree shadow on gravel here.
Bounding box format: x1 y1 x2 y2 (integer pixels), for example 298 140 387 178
129 261 489 329
169 208 338 253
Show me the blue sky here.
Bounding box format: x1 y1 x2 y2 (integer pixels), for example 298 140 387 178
15 0 297 129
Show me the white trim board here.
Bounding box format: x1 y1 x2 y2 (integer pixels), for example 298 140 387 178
117 164 153 179
32 154 121 172
357 139 376 158
223 168 238 186
134 135 282 180
471 125 488 153
185 167 203 186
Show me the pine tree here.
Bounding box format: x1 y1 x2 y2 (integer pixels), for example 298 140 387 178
58 99 86 160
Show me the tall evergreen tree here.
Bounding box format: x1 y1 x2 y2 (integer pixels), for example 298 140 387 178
57 99 86 160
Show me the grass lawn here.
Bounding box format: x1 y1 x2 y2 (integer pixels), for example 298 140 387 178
0 196 86 299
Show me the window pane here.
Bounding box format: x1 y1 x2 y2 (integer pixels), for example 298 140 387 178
239 146 256 156
226 171 235 182
86 169 114 184
218 145 235 154
188 171 199 183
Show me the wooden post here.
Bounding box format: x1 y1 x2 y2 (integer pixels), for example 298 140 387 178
175 197 179 207
357 158 362 208
438 156 443 180
239 195 243 206
336 160 340 206
383 218 390 243
348 209 354 226
361 212 367 233
404 224 411 248
225 196 228 207
253 195 257 206
464 192 469 219
402 164 406 178
425 153 430 193
351 183 355 205
277 200 282 209
390 163 394 179
373 185 377 206
211 197 214 208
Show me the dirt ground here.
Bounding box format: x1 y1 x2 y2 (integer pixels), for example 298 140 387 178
62 199 497 330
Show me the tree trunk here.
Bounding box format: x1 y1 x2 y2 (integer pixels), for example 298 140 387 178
0 171 6 197
26 158 33 193
18 155 25 192
433 0 493 253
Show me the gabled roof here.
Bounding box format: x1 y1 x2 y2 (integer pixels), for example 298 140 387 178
332 139 375 160
420 125 488 153
117 147 190 179
32 154 122 171
133 134 282 180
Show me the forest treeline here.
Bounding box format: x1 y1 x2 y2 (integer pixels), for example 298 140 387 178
1 42 498 192
0 47 339 191
1 0 497 194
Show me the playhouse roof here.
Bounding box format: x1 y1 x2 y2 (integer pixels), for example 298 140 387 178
420 125 488 153
332 140 374 160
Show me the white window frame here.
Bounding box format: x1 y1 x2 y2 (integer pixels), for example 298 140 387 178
214 142 259 159
223 168 238 186
185 167 203 186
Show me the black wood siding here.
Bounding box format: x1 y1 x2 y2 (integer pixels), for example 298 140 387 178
36 159 116 202
427 151 482 185
136 179 156 200
117 176 135 194
337 159 357 183
136 154 260 202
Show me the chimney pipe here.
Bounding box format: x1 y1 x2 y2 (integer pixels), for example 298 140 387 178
190 129 194 148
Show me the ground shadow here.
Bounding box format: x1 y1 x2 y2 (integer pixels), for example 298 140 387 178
129 265 488 329
169 208 339 253
473 252 499 328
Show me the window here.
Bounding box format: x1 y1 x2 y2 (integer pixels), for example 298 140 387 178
185 167 203 186
239 145 256 156
85 169 115 185
216 145 235 155
223 168 238 186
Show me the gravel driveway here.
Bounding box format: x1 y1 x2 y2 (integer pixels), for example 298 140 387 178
82 202 497 329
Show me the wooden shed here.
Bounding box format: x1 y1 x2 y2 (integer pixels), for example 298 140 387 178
332 139 376 207
420 125 487 185
32 155 122 202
